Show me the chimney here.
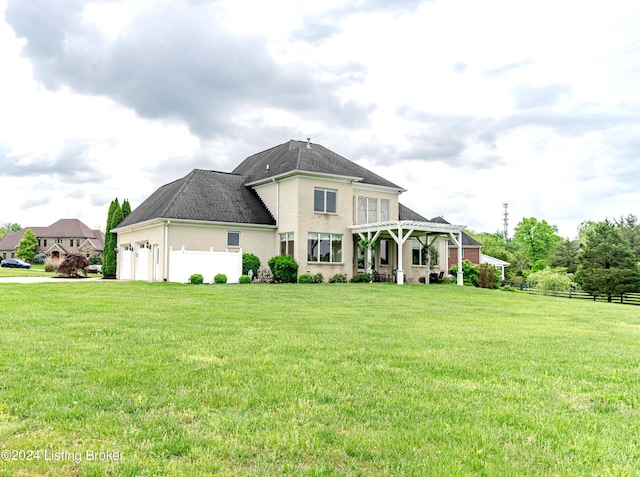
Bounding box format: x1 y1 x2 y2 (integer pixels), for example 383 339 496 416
306 137 312 149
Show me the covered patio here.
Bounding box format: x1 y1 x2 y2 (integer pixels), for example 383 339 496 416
349 220 467 285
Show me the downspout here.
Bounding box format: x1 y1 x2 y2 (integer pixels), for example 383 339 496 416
164 220 170 281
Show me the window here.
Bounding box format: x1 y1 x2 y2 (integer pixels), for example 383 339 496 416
76 239 80 247
55 238 63 244
314 188 337 213
307 233 342 262
380 239 389 265
357 197 379 224
280 233 294 255
227 232 240 247
43 239 47 247
412 239 439 266
70 239 73 247
381 200 390 221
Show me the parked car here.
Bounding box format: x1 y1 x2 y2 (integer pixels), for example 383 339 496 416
85 264 102 274
1 258 31 269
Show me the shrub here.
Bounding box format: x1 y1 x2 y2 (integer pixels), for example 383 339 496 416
478 263 499 289
33 253 47 264
526 268 575 295
254 266 274 284
239 274 251 284
214 273 227 284
268 255 299 283
500 285 519 292
350 273 372 283
450 260 480 287
57 253 89 278
88 254 103 265
328 273 348 283
312 273 324 283
190 273 204 284
298 274 314 284
44 258 60 273
242 253 261 276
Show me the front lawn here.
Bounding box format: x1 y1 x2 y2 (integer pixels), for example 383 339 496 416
1 282 639 475
0 263 55 278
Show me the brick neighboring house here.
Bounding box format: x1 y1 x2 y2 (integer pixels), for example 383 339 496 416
0 219 104 261
113 139 471 284
428 216 483 268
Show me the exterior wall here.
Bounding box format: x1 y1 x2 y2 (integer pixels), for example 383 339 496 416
116 220 276 281
448 246 481 268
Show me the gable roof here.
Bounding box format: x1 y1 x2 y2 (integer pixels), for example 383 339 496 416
232 140 404 190
398 203 429 222
115 169 276 229
0 220 104 252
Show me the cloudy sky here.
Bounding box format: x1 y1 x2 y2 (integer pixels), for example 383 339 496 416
1 0 639 238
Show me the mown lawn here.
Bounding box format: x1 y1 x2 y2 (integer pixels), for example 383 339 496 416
1 282 639 476
0 264 55 278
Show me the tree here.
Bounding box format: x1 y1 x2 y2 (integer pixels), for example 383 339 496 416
468 231 519 279
614 214 640 262
577 220 640 302
16 228 38 262
549 239 580 274
57 253 89 278
122 199 132 219
0 222 21 240
103 199 123 278
512 217 562 270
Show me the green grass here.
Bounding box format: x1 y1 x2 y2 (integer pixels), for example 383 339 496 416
1 282 640 476
0 263 55 278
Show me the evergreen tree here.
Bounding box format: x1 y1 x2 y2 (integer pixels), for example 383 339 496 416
16 228 38 262
549 238 580 274
122 199 132 219
577 220 640 302
102 199 121 278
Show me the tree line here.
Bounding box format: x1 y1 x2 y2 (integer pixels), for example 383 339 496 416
469 214 640 302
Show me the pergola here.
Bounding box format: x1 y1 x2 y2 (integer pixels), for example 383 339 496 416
349 220 466 285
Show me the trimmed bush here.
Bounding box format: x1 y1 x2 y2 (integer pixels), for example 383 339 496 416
312 273 324 283
350 273 372 283
268 255 299 283
239 274 251 284
214 273 227 284
242 253 261 276
328 273 348 283
298 274 314 284
190 274 204 284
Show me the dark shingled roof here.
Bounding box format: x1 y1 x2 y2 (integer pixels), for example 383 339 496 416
232 140 403 190
398 203 429 221
0 219 104 251
116 169 276 228
431 216 482 247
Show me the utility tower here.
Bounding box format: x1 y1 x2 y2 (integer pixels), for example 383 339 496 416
502 203 509 242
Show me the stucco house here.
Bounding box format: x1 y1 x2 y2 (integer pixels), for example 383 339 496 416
0 219 104 261
113 139 475 284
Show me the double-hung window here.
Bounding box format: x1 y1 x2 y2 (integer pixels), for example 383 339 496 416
358 197 387 224
307 233 342 263
280 233 294 255
314 188 337 213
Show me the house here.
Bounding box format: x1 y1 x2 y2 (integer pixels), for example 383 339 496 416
112 139 469 284
0 219 104 261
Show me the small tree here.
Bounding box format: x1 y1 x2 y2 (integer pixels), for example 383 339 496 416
122 199 132 219
103 199 123 278
57 253 89 278
478 263 498 289
16 228 38 262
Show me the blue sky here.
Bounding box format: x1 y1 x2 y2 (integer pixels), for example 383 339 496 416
1 0 639 237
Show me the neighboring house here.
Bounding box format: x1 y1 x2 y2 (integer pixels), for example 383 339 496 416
113 139 468 284
0 219 104 261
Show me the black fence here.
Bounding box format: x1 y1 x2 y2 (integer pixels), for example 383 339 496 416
503 282 640 306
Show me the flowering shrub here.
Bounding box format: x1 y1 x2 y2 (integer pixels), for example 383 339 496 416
312 273 324 283
254 266 274 284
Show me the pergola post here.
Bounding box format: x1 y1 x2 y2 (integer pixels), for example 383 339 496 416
396 225 404 284
457 231 463 286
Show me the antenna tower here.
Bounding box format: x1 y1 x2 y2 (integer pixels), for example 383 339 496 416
502 203 509 242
